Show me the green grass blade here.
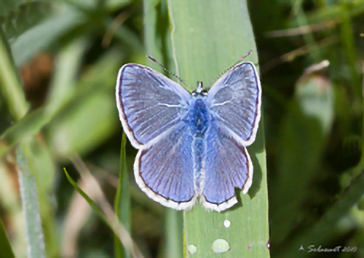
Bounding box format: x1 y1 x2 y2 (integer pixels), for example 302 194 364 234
46 37 88 115
167 1 269 257
114 134 131 258
64 168 143 258
0 30 29 120
1 24 58 258
16 146 46 258
63 168 110 226
0 108 47 159
0 220 15 258
47 49 122 158
23 138 58 258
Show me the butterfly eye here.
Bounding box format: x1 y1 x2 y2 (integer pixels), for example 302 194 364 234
192 91 197 96
201 90 208 96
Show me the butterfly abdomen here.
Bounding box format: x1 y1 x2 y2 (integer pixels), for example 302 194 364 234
184 98 211 193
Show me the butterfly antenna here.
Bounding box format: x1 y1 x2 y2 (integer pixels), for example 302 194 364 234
147 55 192 89
207 50 253 88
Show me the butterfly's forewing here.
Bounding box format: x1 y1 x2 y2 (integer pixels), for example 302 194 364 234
202 62 261 211
116 64 191 148
207 62 261 146
116 64 196 209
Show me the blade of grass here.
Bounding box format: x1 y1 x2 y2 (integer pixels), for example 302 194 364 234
47 49 122 158
102 18 144 54
0 108 47 159
290 0 321 62
0 220 15 258
2 26 56 258
114 133 131 258
46 37 88 115
2 23 58 258
16 145 46 258
64 167 143 258
0 161 26 258
339 2 361 98
23 137 59 258
168 1 269 257
64 168 110 225
0 30 29 120
1 45 117 160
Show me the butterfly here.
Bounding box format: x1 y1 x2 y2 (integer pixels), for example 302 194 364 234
115 58 261 212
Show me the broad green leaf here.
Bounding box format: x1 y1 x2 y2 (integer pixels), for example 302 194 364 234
0 220 15 258
16 145 46 258
114 134 131 258
167 1 270 257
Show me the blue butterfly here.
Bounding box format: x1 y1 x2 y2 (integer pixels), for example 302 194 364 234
115 60 261 212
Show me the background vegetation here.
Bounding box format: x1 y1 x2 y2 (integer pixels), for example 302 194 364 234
0 0 363 257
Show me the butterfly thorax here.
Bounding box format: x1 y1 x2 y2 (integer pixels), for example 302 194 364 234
185 99 209 138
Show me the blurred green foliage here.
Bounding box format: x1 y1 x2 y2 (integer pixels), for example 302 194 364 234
0 0 364 257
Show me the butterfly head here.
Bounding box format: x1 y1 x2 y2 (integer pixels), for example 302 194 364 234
192 81 208 97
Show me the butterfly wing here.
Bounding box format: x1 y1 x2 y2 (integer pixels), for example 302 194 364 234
207 62 261 146
116 63 191 148
202 125 253 211
116 64 196 209
202 62 261 212
135 124 196 210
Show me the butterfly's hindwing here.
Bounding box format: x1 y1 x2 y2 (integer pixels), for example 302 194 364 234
201 123 253 212
134 123 196 210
